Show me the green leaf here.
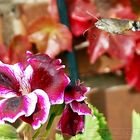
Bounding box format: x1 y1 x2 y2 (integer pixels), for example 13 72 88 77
93 106 112 140
55 104 112 140
55 134 64 140
0 124 20 140
131 110 140 140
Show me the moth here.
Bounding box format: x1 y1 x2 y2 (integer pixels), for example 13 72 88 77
95 18 140 34
84 11 140 35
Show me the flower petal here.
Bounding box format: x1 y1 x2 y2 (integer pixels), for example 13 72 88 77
88 29 109 64
19 65 33 95
66 0 97 36
24 65 33 81
27 53 70 104
64 81 90 104
0 44 10 63
0 62 22 98
8 35 32 64
0 92 37 123
28 16 72 58
108 35 135 65
58 106 84 136
20 89 50 129
70 101 91 115
125 54 140 91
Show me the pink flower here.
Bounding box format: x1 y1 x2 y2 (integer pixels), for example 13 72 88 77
58 81 91 136
0 52 70 129
58 106 85 136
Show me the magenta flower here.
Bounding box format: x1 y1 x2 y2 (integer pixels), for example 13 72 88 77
58 106 85 136
0 52 70 129
58 81 91 136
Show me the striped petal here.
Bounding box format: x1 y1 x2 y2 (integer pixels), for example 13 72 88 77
0 92 37 123
57 106 84 136
64 81 90 104
27 53 70 104
70 101 91 115
20 89 50 129
0 62 23 98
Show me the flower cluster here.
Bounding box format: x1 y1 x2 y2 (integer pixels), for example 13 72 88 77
58 81 91 135
0 52 91 136
0 52 69 129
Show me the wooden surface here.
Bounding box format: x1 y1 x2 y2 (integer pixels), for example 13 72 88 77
88 86 140 140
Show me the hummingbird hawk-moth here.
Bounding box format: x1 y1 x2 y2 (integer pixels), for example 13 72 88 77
95 18 140 34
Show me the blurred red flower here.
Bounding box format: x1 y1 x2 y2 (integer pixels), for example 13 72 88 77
66 0 97 36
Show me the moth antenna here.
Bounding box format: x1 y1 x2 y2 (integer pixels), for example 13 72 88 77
86 11 110 27
86 10 99 21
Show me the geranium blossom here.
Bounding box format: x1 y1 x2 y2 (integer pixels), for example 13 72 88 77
27 16 72 58
0 52 70 129
58 81 91 136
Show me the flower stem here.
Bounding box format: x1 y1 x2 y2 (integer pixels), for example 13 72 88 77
43 113 56 138
32 125 43 140
16 122 27 133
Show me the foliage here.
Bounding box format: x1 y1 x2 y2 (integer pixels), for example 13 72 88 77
55 105 112 140
0 124 20 140
131 110 140 140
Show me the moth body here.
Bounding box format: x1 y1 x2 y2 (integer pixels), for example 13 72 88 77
95 18 140 34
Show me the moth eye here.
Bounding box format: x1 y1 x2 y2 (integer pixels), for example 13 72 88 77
132 21 139 31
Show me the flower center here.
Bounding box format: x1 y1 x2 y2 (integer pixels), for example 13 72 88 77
19 77 31 95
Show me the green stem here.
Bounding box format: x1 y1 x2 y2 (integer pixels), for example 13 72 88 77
43 113 56 138
16 122 27 133
32 125 43 140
